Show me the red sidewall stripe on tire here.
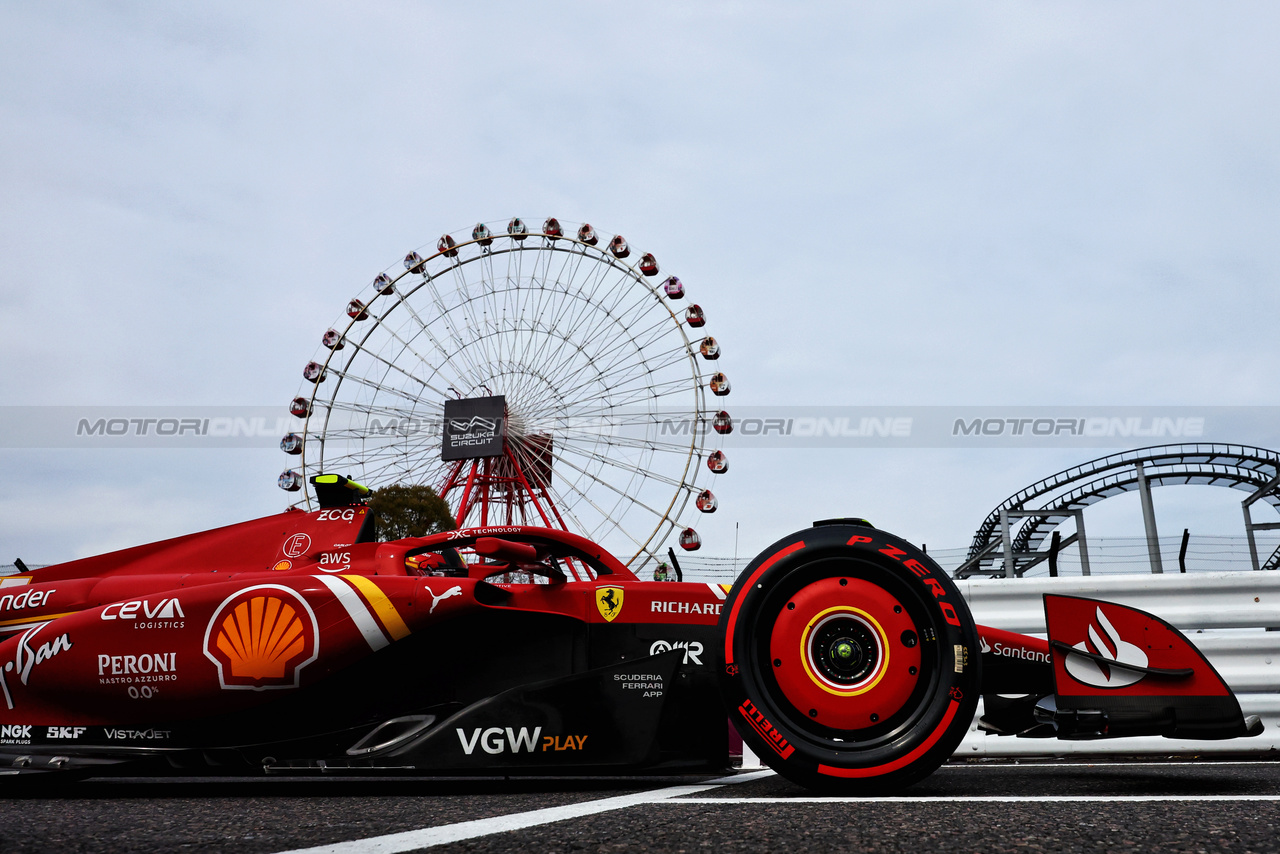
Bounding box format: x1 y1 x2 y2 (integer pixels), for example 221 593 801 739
723 540 807 666
815 698 960 779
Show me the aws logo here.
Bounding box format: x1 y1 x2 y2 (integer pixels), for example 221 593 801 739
203 586 319 691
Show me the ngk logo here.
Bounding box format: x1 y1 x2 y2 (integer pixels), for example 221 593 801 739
1064 606 1148 688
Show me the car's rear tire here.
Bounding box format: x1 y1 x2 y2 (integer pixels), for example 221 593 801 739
717 521 980 794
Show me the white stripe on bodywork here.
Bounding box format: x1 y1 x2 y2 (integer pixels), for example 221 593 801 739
314 575 387 651
0 619 52 636
707 582 726 600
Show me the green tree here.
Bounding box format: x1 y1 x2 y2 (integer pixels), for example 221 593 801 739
368 483 457 541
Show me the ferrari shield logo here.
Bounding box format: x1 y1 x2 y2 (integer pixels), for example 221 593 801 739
596 586 624 622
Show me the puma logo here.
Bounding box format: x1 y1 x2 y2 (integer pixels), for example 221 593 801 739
427 585 462 614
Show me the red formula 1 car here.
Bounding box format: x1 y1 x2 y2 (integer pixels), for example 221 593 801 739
0 477 1262 792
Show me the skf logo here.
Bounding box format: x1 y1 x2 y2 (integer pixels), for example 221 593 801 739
738 699 795 760
47 726 86 740
1064 606 1147 689
596 586 624 622
202 586 319 690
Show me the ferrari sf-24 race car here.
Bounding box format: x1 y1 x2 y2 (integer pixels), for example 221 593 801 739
0 475 1262 793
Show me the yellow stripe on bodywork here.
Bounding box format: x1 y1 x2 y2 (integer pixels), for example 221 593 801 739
342 575 411 641
0 611 78 629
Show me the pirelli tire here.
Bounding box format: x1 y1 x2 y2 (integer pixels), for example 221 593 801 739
717 521 981 794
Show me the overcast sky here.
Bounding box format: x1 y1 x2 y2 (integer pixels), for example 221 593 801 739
3 2 1279 568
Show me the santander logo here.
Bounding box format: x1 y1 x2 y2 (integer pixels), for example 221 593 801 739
1064 606 1147 689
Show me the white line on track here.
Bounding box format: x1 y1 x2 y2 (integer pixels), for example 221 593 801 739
675 795 1280 804
272 770 776 854
272 761 1280 853
941 760 1280 769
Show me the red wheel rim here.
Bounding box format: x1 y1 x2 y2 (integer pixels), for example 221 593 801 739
768 576 923 731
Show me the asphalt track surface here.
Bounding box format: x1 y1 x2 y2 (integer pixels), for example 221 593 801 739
4 760 1280 853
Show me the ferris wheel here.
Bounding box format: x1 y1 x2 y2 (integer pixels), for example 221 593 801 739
278 218 732 571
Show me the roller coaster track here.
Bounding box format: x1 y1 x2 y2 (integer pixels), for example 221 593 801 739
959 444 1280 577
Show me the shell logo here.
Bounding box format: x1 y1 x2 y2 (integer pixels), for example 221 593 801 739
203 585 319 690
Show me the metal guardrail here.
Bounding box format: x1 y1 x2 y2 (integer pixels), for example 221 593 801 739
954 571 1280 758
957 571 1280 633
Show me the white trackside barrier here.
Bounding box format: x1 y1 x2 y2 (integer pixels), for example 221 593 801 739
952 571 1280 758
956 571 1280 634
739 742 764 770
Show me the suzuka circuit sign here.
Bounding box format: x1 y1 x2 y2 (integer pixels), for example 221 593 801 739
442 396 506 461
